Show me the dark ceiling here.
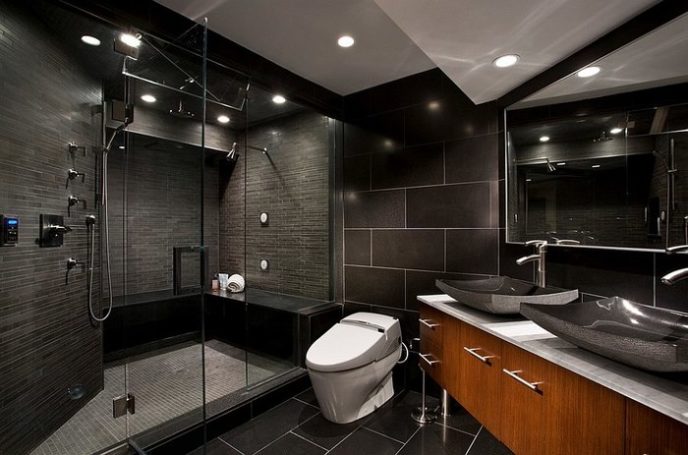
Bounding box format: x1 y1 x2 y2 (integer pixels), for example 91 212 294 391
26 0 304 132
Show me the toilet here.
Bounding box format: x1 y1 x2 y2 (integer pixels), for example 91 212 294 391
306 312 402 424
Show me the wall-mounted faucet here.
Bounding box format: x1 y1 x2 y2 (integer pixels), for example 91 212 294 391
516 240 548 287
661 244 688 285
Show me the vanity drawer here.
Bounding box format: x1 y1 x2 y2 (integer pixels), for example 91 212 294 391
419 304 443 345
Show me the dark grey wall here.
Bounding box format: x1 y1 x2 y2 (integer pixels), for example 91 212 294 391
341 70 502 390
0 2 103 453
221 110 332 300
106 135 222 298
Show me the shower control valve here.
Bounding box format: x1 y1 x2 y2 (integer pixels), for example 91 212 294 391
68 195 86 216
67 169 85 182
67 258 84 270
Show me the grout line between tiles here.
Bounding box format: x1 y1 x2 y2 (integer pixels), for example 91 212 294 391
216 437 245 455
323 425 357 454
289 430 330 452
292 396 320 410
464 425 483 455
433 420 480 438
360 426 407 445
392 425 422 455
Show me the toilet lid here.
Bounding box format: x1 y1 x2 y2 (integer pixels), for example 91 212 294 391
306 322 386 372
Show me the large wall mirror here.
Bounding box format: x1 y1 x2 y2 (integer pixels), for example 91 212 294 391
506 12 688 251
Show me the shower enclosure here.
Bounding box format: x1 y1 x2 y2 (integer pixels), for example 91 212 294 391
0 1 337 454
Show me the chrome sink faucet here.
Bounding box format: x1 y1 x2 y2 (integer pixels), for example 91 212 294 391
661 244 688 285
516 240 547 288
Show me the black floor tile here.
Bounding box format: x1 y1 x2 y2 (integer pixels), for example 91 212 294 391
255 433 326 455
219 398 319 454
436 404 482 436
293 413 360 449
466 428 513 455
294 388 320 408
397 423 475 455
363 391 433 443
328 427 402 455
187 438 242 455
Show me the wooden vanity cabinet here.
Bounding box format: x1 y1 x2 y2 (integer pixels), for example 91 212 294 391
626 399 688 455
418 304 445 386
500 342 624 455
458 323 503 434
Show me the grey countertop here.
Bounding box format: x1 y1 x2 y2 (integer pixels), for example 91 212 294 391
418 294 688 426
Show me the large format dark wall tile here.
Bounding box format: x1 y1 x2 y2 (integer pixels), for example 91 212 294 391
342 69 502 391
0 3 102 453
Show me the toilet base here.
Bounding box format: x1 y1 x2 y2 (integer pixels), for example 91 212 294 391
355 373 394 421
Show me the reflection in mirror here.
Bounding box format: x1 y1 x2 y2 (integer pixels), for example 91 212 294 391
507 12 688 251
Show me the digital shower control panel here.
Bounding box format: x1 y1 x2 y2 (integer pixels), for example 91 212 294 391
1 215 19 246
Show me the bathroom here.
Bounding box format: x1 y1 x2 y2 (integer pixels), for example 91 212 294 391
0 1 686 454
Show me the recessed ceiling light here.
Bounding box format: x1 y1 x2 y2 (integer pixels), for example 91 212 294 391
119 32 141 48
428 101 440 110
140 94 156 103
592 164 601 168
118 145 125 150
610 127 623 135
539 136 550 142
81 35 101 46
526 178 532 182
337 35 355 48
272 94 286 104
217 115 230 124
577 66 600 78
493 54 520 68
557 162 566 166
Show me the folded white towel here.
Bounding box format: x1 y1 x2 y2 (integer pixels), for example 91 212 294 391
227 274 245 293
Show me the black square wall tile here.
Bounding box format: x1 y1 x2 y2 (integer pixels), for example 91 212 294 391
406 271 486 311
466 428 514 455
446 229 498 274
372 230 444 271
397 423 475 455
445 134 499 183
407 183 491 228
255 433 325 455
345 266 405 308
344 112 404 156
343 301 372 316
345 230 371 265
371 143 444 190
328 428 402 455
369 306 420 341
343 155 370 192
219 399 318 455
344 190 405 228
294 414 360 450
546 247 654 303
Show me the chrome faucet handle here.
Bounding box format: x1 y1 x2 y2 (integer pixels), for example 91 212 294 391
666 244 688 254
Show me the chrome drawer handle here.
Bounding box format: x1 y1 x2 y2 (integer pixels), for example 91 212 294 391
419 353 440 366
419 318 440 329
463 347 495 364
502 369 543 393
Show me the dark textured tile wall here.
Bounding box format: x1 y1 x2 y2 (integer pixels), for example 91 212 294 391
107 136 222 297
341 70 502 390
0 2 103 453
221 110 332 300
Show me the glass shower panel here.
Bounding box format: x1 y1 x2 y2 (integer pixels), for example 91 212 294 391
244 85 334 386
121 25 207 447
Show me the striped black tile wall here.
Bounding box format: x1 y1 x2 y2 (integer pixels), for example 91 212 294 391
221 110 332 300
0 2 103 453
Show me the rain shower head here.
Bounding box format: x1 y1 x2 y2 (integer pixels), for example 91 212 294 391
169 100 194 118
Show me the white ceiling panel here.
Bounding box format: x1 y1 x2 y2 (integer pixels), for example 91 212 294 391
155 0 436 95
375 0 660 104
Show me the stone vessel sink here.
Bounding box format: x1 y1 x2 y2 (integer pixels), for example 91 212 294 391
521 297 688 373
435 276 578 315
